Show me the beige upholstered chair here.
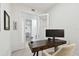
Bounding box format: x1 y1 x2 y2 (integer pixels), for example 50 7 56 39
42 43 76 56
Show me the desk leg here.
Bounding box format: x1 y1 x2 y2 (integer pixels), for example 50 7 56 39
33 52 36 56
54 46 58 52
33 52 39 56
36 51 39 56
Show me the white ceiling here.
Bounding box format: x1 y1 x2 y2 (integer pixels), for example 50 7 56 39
12 3 55 13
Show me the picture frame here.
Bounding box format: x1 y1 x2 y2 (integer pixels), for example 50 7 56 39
13 21 17 30
4 10 10 30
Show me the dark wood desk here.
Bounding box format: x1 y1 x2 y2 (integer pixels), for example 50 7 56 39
29 39 67 56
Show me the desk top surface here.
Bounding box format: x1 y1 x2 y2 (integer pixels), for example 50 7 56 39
29 39 67 52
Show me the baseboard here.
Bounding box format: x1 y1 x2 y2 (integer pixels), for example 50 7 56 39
11 48 25 54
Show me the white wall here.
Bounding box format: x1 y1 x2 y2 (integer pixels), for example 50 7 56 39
0 3 11 56
10 8 24 51
0 4 1 30
48 3 79 55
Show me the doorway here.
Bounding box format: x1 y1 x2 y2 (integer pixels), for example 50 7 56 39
22 12 38 43
24 20 32 42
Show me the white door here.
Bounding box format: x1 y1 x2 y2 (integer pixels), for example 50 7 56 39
38 14 49 40
32 19 37 41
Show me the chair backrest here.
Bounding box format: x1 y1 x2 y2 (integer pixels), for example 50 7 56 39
52 44 76 56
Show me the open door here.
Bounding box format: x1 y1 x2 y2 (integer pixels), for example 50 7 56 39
38 14 49 40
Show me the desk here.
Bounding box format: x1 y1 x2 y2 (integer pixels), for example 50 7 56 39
29 39 67 56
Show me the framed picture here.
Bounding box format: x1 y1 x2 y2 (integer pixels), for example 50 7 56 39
4 10 10 30
13 21 17 30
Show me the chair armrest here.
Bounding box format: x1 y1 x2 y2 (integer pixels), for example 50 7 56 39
52 47 63 56
42 46 63 56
